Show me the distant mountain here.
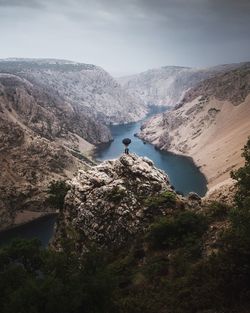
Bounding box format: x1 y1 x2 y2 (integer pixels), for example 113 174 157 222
118 63 246 107
0 59 146 125
138 62 250 189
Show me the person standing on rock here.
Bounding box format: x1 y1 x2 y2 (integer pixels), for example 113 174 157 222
122 138 131 154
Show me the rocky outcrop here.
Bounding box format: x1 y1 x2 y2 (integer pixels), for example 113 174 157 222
53 154 181 254
0 73 110 229
0 58 147 229
118 63 245 107
0 59 146 124
138 63 250 189
179 63 250 107
53 153 237 258
0 73 111 144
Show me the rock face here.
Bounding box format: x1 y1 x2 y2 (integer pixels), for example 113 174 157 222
118 63 244 107
0 58 146 229
138 63 250 189
0 59 146 124
0 73 109 229
53 154 177 254
0 73 111 144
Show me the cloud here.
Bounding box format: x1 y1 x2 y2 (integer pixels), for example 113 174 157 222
0 0 249 74
0 0 44 8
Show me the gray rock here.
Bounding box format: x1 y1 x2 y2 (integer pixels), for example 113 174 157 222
53 153 176 254
188 192 201 201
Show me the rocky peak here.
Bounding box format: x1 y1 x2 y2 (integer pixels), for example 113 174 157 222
53 154 179 254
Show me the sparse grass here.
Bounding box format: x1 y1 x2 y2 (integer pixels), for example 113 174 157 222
106 186 126 203
144 190 176 209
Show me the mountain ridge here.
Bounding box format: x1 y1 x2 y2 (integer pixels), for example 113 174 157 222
0 58 146 125
138 63 250 189
118 62 249 107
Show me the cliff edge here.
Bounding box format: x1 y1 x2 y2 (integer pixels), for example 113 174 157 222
53 153 184 254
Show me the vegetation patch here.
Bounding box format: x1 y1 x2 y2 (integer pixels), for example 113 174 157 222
144 190 176 209
146 211 208 250
1 139 250 313
47 180 70 210
206 201 230 221
106 186 127 203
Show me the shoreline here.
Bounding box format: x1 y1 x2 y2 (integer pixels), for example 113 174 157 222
137 134 209 194
0 211 58 234
144 141 237 196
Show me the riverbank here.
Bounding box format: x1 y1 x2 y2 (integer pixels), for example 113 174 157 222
138 133 237 195
138 96 250 193
0 210 58 233
95 120 207 196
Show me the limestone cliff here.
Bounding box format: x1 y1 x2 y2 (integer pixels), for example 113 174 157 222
53 154 182 254
0 58 146 229
53 153 234 257
118 63 244 107
138 63 250 189
0 59 146 124
0 73 110 229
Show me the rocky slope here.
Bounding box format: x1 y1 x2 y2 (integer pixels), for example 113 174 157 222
53 153 234 257
0 58 147 229
0 73 111 229
53 153 179 253
118 63 245 107
138 63 250 189
0 59 146 124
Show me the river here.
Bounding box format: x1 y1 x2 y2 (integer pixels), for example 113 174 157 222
0 107 207 246
95 108 207 196
0 214 57 247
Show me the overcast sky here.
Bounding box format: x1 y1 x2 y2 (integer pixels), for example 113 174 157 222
0 0 250 76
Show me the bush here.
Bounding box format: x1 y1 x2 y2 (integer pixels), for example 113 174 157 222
142 256 169 281
0 239 116 313
146 211 208 250
47 180 70 210
144 190 176 209
231 137 250 208
106 186 126 203
207 201 230 221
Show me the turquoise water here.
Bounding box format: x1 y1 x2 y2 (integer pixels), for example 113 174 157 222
95 115 207 196
0 215 57 247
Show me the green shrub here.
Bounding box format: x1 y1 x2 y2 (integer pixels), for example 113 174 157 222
106 186 126 203
142 256 169 281
144 190 176 209
231 137 250 208
0 239 116 313
207 201 230 221
47 180 70 210
146 211 208 250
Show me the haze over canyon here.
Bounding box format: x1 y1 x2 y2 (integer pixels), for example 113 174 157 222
0 58 249 230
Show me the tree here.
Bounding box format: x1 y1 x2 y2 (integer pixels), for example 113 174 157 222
47 180 70 210
231 137 250 208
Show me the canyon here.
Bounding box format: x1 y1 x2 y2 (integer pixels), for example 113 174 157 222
0 58 145 229
0 58 249 230
138 63 250 189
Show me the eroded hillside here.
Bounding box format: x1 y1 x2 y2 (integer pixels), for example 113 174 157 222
138 63 250 189
118 63 244 107
0 73 110 229
0 59 146 124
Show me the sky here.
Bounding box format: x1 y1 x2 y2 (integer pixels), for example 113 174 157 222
0 0 250 76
